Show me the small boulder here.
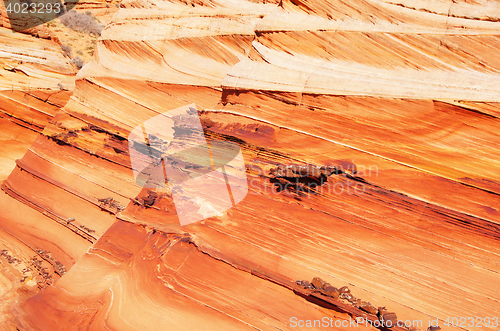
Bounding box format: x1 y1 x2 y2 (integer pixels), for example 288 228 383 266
323 286 339 299
379 312 398 328
311 277 326 289
359 302 377 315
340 292 355 302
339 286 350 293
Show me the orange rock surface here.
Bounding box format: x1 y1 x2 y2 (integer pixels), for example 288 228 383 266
0 0 499 330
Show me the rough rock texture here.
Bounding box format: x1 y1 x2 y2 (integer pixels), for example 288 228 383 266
0 11 77 327
0 15 76 91
0 0 500 330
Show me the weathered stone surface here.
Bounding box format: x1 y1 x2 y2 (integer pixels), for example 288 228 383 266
323 285 340 299
311 277 326 289
0 0 499 329
360 301 378 315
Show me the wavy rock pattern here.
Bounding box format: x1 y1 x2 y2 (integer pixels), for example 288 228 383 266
0 0 499 330
0 22 76 328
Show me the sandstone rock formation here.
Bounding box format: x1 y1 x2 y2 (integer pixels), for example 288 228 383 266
0 19 76 328
0 0 499 330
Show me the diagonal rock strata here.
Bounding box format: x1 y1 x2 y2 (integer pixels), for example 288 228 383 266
0 0 499 329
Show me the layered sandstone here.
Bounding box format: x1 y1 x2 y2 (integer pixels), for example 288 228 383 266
0 0 499 330
0 6 79 326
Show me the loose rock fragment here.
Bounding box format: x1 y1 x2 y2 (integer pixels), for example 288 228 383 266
98 197 126 212
311 277 326 289
378 307 398 327
359 301 377 314
323 285 339 299
295 280 313 289
339 286 350 293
